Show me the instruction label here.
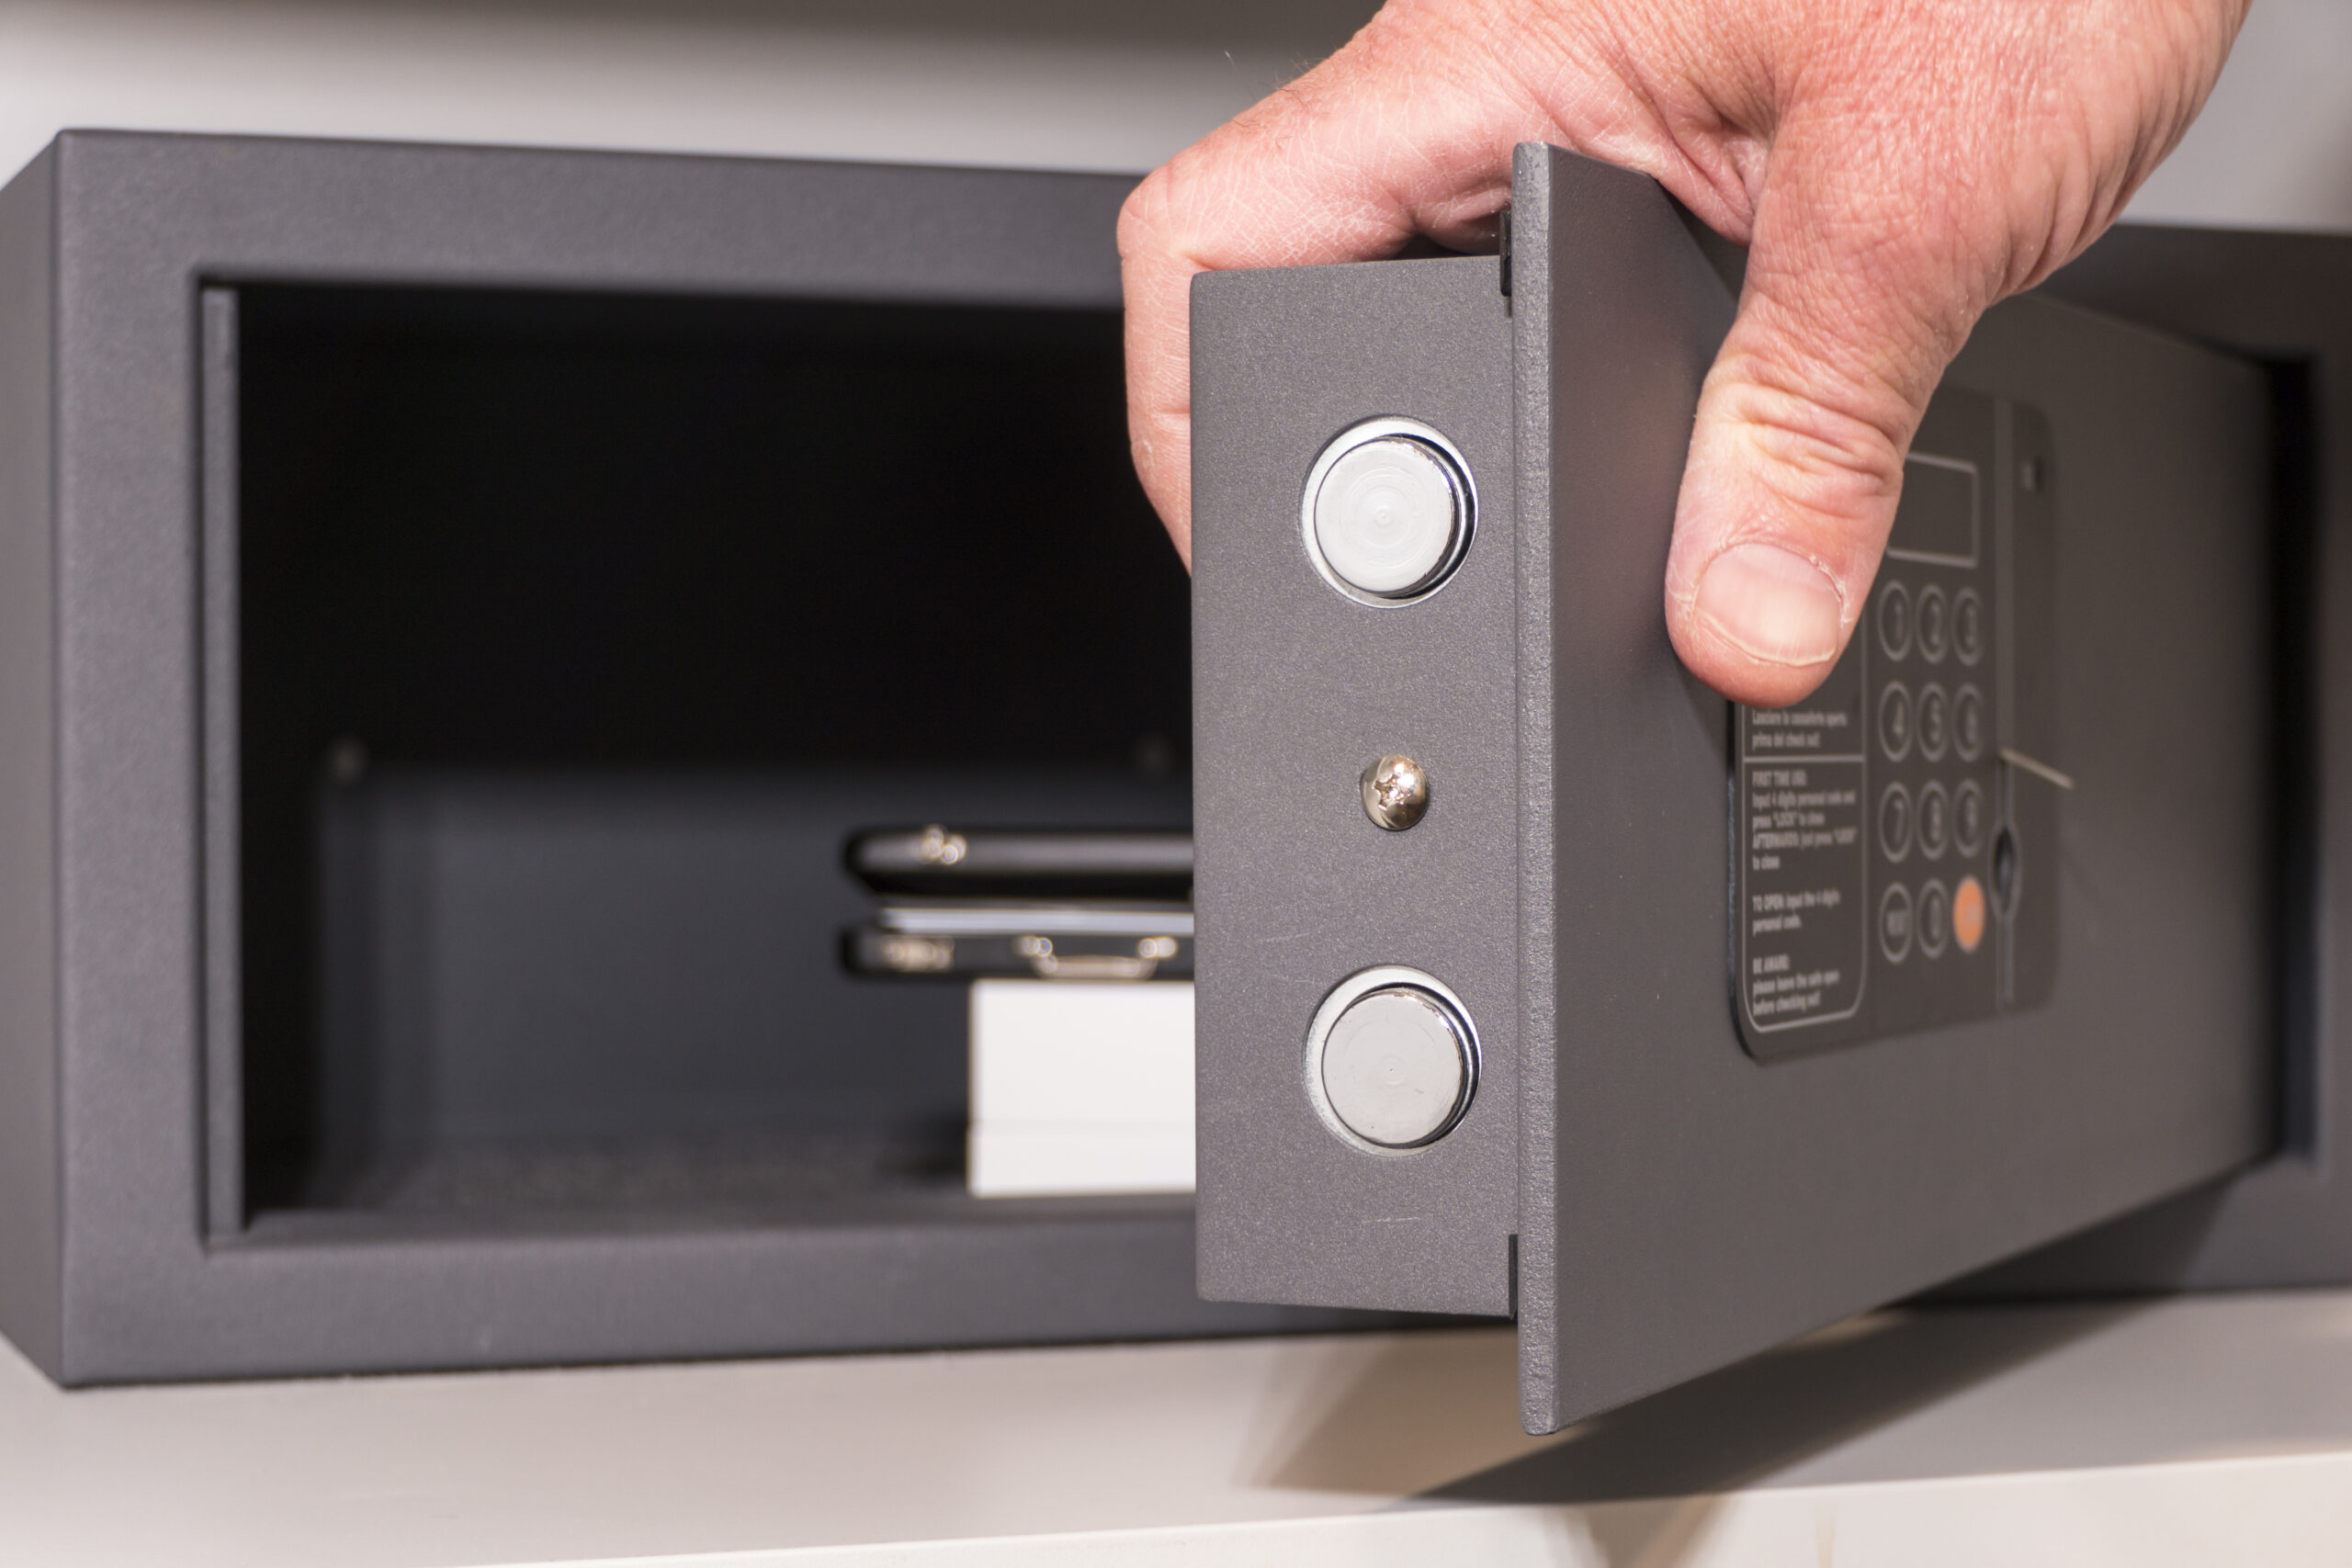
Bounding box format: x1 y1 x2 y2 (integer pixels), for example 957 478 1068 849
1738 652 1867 1032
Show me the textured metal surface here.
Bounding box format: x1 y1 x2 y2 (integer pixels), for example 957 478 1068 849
309 770 1177 1156
1510 146 2273 1430
1193 254 1519 1317
4 130 1378 1384
1509 145 1745 1429
0 145 61 1376
1951 223 2352 1295
198 287 243 1243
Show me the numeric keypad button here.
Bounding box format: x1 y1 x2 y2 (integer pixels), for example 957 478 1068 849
1917 780 1951 860
1918 879 1951 957
1954 875 1987 953
1878 581 1913 661
1880 784 1914 861
1954 684 1984 761
1917 584 1949 663
1953 779 1986 857
1879 682 1914 761
1953 589 1984 665
1880 884 1915 964
1917 682 1950 761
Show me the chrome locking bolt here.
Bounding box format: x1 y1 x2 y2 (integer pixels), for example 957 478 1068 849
1306 968 1479 1151
1301 418 1475 605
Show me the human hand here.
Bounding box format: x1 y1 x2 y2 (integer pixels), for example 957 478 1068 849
1119 0 2245 705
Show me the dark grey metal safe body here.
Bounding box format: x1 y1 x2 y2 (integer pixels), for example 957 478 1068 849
0 130 1362 1384
1192 145 2341 1432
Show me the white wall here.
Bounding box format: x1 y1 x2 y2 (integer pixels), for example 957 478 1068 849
2130 0 2352 231
0 0 1374 181
0 0 2342 224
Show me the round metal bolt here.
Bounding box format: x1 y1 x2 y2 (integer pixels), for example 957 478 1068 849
1361 753 1430 831
1300 418 1476 606
1318 985 1475 1149
1314 437 1461 595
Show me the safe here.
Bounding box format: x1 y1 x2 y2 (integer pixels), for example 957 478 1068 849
0 132 2346 1404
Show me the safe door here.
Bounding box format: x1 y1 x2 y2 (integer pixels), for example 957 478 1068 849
1192 145 2277 1432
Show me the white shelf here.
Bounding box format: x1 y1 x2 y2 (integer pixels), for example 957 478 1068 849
3 1289 2350 1564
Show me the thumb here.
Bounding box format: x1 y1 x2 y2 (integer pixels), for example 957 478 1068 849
1661 168 1985 710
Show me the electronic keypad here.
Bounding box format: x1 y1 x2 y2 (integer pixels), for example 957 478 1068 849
1736 389 2060 1057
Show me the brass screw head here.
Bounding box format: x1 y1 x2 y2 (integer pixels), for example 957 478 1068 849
1361 753 1431 831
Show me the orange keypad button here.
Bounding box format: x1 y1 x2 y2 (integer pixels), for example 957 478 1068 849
1953 874 1987 954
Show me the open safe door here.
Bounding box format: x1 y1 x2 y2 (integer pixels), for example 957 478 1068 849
1191 144 2276 1432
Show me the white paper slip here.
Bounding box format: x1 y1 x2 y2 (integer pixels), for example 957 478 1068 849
968 980 1194 1198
